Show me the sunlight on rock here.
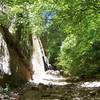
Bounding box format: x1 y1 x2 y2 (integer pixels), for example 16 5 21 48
81 82 100 88
32 36 45 76
30 71 68 86
31 36 67 86
0 35 11 75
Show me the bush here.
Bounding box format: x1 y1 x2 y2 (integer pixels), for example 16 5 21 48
58 33 100 77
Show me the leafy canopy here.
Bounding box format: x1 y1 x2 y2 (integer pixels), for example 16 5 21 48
0 0 100 76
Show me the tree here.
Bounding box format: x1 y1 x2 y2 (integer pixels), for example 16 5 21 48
41 0 100 76
52 0 100 76
0 0 39 86
0 0 57 86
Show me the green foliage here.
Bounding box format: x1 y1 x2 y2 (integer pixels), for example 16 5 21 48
46 0 100 76
58 17 100 76
0 0 54 59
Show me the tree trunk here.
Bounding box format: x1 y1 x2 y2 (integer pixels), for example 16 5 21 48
0 25 33 86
